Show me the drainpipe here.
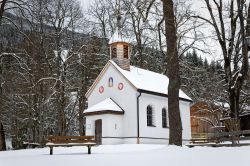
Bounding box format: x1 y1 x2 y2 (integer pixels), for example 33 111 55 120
137 91 142 144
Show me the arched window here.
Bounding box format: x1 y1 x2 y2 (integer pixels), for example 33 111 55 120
162 108 168 128
147 105 155 126
108 77 113 87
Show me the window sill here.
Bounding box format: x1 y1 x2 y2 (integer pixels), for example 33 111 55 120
162 126 169 129
147 125 156 127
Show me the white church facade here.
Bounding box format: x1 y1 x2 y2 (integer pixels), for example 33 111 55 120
84 30 192 145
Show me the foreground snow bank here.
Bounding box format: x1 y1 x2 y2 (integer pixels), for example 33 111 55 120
1 144 250 166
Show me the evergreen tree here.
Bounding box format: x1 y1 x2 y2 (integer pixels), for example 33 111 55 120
210 60 216 72
216 61 222 71
192 49 199 66
204 58 209 69
198 56 203 67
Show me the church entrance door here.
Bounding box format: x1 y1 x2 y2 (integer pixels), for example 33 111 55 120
95 119 102 145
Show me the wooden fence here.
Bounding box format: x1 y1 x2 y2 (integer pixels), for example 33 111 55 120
191 130 250 144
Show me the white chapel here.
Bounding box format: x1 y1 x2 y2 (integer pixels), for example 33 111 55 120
83 27 192 144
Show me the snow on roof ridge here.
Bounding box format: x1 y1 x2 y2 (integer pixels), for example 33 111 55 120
85 98 123 113
109 60 192 101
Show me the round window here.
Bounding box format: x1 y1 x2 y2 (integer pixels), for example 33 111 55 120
118 83 124 90
99 86 104 93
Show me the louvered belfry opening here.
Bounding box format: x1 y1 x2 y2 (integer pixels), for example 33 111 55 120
124 45 128 58
109 40 131 71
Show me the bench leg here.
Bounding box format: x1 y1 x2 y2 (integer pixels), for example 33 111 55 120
88 146 91 154
50 147 53 155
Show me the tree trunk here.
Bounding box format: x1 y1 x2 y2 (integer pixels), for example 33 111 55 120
59 63 67 136
78 96 85 136
229 89 240 119
0 122 6 151
78 81 86 136
78 49 88 136
162 0 182 146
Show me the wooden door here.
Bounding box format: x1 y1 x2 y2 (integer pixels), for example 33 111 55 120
95 119 102 145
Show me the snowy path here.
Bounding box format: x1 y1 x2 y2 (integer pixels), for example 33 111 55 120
1 144 250 166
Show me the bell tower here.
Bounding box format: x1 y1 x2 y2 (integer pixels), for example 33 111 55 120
109 0 131 71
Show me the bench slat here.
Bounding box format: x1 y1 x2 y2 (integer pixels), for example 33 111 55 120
47 136 94 139
46 143 96 146
49 140 96 143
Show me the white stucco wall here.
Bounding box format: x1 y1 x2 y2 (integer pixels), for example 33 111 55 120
139 93 169 142
138 93 191 144
179 100 192 141
85 114 124 144
86 64 138 138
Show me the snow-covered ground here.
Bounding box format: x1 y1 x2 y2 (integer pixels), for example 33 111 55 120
1 144 250 166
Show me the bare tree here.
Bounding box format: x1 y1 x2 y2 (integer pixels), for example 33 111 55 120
41 0 83 136
122 0 156 67
87 0 116 43
196 0 249 119
162 0 182 146
0 0 31 24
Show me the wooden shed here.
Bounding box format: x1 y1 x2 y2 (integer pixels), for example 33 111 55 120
190 101 223 138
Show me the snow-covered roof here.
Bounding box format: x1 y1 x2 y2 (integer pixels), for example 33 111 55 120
84 98 124 114
110 60 192 101
109 29 130 44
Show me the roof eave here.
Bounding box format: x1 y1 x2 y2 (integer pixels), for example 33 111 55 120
84 110 125 116
137 89 193 103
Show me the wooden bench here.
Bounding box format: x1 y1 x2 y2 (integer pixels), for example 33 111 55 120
190 137 219 144
23 141 40 149
46 136 96 155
